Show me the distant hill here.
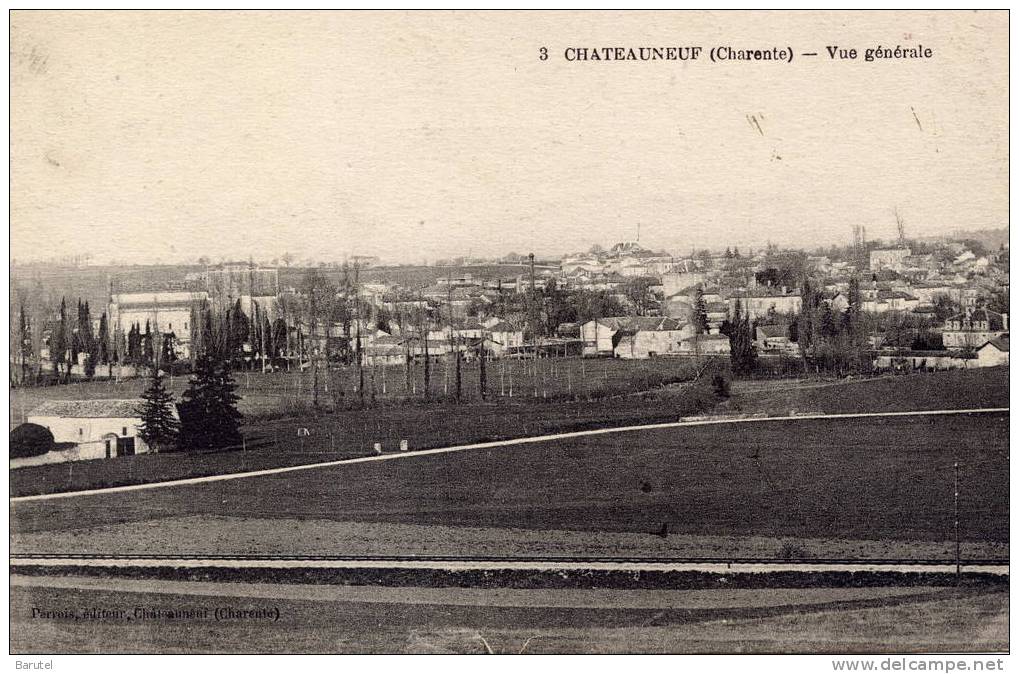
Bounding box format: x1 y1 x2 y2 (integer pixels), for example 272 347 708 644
10 264 204 311
949 228 1008 251
9 261 569 311
279 263 558 291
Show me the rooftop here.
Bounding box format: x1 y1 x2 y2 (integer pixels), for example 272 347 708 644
29 399 144 419
980 334 1010 352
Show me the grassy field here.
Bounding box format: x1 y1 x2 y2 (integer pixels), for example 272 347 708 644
728 367 1009 416
9 371 723 497
9 356 705 425
9 578 1008 653
9 366 1008 504
12 514 1008 560
12 412 1009 548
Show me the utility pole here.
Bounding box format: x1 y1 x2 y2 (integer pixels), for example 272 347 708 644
354 263 364 408
421 290 430 400
405 333 412 395
310 285 320 410
528 252 538 391
528 252 536 293
479 330 487 401
446 271 460 402
954 460 961 583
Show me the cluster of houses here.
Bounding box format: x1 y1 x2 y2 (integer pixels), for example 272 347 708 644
11 237 1009 467
27 239 1011 376
378 241 1008 365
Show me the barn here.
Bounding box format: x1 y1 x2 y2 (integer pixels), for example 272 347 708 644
26 399 163 461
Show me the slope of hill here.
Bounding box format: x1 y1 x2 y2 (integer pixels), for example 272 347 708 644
728 368 1008 417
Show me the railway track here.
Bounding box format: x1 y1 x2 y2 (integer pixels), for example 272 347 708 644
9 553 1009 575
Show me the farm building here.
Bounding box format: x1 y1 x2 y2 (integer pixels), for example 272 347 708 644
363 335 408 366
861 290 920 314
486 321 525 356
755 324 798 355
25 399 166 463
729 291 802 320
976 335 1009 367
580 317 690 357
677 333 731 355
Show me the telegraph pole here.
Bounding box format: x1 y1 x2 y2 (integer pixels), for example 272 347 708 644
529 252 535 293
528 252 538 388
354 262 364 408
421 289 430 400
954 460 961 583
479 330 487 401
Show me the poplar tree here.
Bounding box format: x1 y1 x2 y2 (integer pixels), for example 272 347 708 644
727 300 757 377
52 298 68 379
97 313 110 364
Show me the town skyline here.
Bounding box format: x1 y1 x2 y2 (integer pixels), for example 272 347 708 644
10 222 1007 270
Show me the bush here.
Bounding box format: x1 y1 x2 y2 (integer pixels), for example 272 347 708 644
776 541 813 560
10 423 55 458
711 375 730 399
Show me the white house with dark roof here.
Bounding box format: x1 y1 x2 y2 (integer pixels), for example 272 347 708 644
862 290 920 314
486 321 525 356
581 316 692 358
976 335 1010 367
26 398 164 460
755 324 799 355
729 291 802 320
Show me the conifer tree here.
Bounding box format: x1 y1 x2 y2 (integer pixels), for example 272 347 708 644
97 313 110 364
52 297 68 379
727 300 758 376
693 287 710 335
178 355 243 450
18 304 30 382
137 370 179 451
143 320 153 366
70 299 83 368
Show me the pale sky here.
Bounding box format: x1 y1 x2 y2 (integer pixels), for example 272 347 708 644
10 10 1009 265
